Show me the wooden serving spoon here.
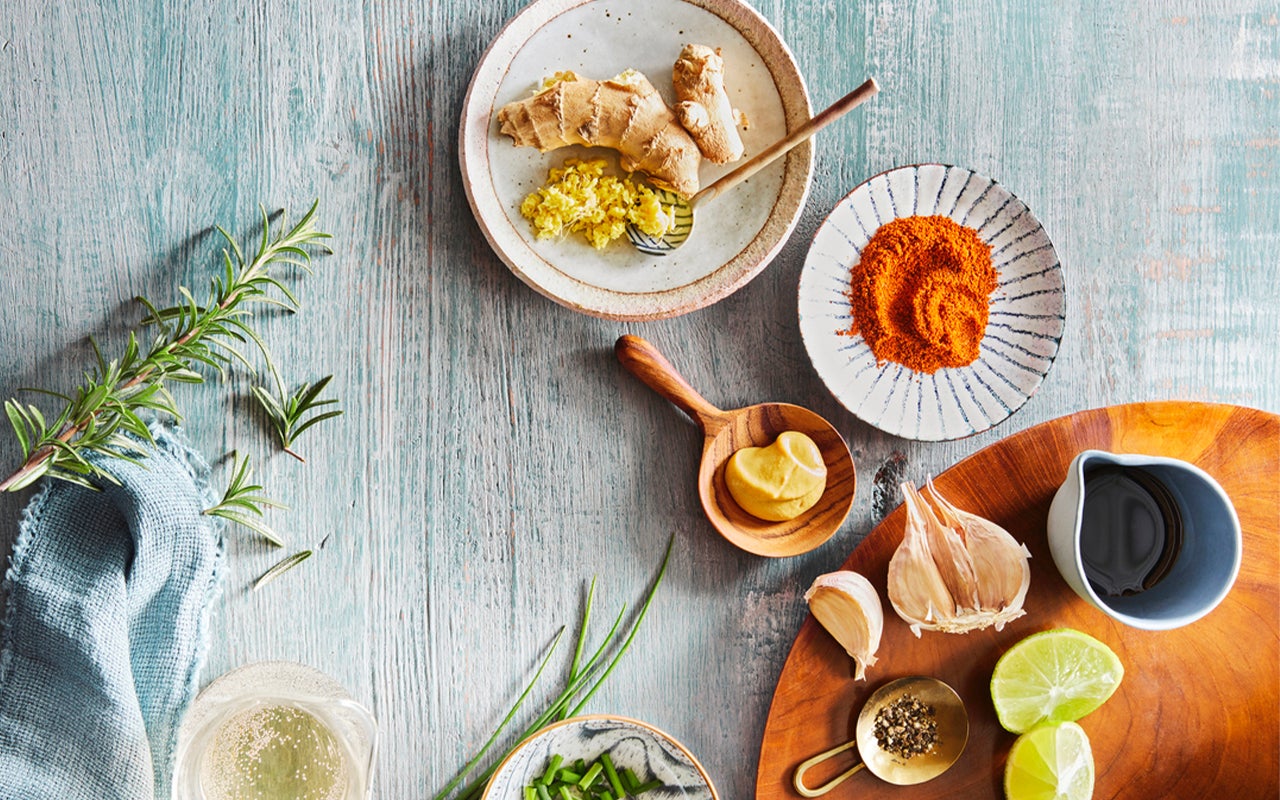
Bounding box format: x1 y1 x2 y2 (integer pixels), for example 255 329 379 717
615 334 855 557
627 77 880 255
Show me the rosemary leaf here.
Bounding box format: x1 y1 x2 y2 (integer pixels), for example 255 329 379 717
252 372 343 462
203 451 287 546
253 549 314 591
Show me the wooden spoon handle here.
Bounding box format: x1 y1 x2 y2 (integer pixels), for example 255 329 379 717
692 77 880 207
615 334 723 432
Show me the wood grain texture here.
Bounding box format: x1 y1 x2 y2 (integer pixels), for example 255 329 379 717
0 2 1277 799
757 401 1280 799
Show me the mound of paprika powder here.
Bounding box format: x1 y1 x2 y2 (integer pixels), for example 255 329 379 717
847 215 996 374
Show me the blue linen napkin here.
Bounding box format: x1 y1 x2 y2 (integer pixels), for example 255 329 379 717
0 423 223 800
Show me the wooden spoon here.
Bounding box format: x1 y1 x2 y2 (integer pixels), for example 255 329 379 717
616 334 855 557
627 77 880 255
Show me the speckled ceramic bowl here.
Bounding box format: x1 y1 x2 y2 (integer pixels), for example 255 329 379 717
798 164 1066 441
460 0 813 321
480 716 718 800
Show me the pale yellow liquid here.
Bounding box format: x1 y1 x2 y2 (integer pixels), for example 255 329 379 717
200 704 350 800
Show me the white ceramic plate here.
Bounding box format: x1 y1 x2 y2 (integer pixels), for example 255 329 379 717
459 0 813 321
481 715 718 799
798 164 1066 441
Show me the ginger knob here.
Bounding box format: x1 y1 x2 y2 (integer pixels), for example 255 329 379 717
673 44 745 164
496 69 702 198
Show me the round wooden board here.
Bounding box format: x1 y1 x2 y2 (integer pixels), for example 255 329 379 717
756 402 1279 799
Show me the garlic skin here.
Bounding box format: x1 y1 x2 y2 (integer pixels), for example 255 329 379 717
926 479 1031 627
888 486 956 637
908 482 981 613
888 481 1032 636
805 571 884 680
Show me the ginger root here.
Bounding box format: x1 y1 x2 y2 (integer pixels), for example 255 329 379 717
673 44 746 164
496 70 702 198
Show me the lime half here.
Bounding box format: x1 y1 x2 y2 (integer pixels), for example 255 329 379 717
990 628 1123 734
1004 721 1094 800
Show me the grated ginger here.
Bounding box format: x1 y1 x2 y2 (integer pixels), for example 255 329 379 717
519 158 675 250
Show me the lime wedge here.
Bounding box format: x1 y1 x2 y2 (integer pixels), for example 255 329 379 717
1004 721 1094 800
990 628 1123 734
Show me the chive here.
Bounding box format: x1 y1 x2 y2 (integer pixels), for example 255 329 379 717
523 789 535 800
431 628 568 800
537 785 552 800
575 759 587 774
621 768 641 794
633 779 663 795
436 536 675 800
600 793 613 800
558 769 582 783
560 577 596 720
600 753 625 798
579 762 604 790
557 787 573 800
567 538 675 718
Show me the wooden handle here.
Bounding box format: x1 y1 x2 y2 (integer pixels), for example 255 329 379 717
615 334 723 432
692 77 880 207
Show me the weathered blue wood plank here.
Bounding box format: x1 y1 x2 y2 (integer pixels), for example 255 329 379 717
0 1 1275 798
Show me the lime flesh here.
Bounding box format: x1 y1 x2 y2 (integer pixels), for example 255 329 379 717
1004 721 1094 800
990 628 1124 734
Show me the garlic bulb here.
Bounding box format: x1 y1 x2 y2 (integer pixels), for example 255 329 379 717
804 571 884 680
888 481 1032 637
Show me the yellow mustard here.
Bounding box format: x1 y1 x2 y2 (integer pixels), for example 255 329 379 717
725 431 828 522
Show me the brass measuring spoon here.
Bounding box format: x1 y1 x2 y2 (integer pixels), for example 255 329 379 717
626 78 880 255
615 334 854 557
793 676 969 796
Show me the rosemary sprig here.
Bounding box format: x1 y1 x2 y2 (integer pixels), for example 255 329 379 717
0 201 330 493
432 535 675 800
252 371 342 462
203 451 286 546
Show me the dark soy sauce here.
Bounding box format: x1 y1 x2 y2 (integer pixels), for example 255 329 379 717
1079 466 1184 596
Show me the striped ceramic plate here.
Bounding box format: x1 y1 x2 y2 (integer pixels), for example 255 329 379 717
798 164 1066 441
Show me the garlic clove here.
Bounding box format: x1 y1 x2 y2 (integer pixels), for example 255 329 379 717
804 571 883 680
888 483 956 637
908 482 981 614
925 479 1031 629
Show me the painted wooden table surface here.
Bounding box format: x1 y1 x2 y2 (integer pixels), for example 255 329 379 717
1 1 1277 798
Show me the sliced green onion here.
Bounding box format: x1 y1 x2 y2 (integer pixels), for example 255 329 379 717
540 754 563 785
578 762 604 790
600 753 624 799
633 778 663 794
621 768 641 794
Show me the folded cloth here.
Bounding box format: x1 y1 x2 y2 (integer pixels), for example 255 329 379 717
0 423 223 800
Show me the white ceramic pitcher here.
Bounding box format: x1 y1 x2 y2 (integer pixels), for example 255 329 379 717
1046 450 1242 631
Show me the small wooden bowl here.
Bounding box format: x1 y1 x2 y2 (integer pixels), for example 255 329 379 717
616 335 855 557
